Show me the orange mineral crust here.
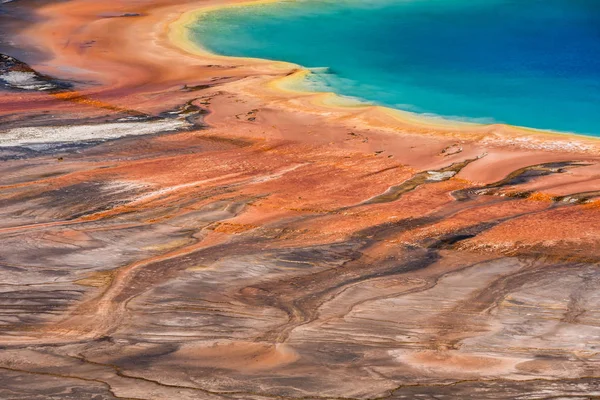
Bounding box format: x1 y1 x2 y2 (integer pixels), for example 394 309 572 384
2 1 600 399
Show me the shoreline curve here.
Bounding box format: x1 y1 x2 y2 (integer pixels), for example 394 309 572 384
169 0 600 143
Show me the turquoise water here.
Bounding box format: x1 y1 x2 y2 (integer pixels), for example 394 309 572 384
190 0 600 136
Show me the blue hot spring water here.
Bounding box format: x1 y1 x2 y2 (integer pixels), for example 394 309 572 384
190 0 600 136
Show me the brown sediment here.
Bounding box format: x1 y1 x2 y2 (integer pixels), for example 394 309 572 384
1 1 600 399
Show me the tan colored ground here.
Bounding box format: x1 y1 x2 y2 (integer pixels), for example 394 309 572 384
1 0 600 399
